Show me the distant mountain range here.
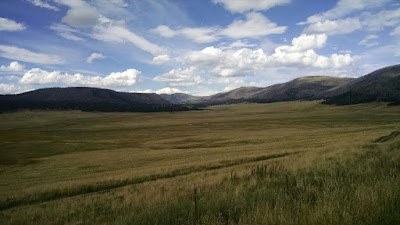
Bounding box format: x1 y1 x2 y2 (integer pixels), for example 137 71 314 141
0 64 399 112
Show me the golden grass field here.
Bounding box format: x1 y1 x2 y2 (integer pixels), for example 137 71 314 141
0 101 399 224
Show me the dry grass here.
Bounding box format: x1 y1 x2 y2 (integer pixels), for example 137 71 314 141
0 101 399 224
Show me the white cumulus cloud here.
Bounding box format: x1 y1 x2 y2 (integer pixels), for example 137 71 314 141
20 68 140 87
59 0 100 28
0 83 29 94
0 17 26 32
0 45 64 65
269 49 353 68
186 46 223 65
153 67 202 86
0 61 25 72
212 0 291 13
152 54 171 64
181 34 353 77
156 87 184 94
277 34 327 53
87 53 106 63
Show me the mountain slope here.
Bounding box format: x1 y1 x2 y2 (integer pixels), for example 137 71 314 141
250 76 353 103
323 64 400 105
195 87 263 104
194 76 352 105
160 93 203 104
0 87 186 112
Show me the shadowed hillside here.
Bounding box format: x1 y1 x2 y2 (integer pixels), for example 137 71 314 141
249 76 353 103
0 87 187 112
323 64 400 105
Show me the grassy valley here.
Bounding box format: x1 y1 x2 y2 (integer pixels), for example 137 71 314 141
0 101 399 224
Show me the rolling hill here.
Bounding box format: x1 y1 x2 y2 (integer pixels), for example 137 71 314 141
0 87 187 112
322 64 400 105
189 76 353 105
160 93 203 104
246 76 353 103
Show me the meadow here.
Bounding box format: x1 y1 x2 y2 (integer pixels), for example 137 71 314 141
0 101 399 224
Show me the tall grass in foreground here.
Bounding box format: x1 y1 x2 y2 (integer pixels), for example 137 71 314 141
120 140 400 225
2 139 399 225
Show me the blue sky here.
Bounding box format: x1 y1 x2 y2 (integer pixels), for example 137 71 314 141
0 0 399 95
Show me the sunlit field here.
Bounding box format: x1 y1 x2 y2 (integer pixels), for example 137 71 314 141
1 101 400 224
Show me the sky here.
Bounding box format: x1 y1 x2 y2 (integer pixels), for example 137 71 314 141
0 0 399 96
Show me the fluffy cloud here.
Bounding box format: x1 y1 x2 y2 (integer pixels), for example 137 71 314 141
152 54 170 64
186 46 223 65
86 53 106 63
20 68 140 87
0 45 64 65
153 67 202 86
0 17 26 32
50 24 85 41
28 0 59 11
269 49 353 68
181 34 353 77
277 34 327 52
0 61 25 72
92 21 164 55
222 12 286 38
266 34 353 68
155 87 184 94
58 0 100 28
153 13 285 43
303 18 362 35
212 0 291 13
0 83 28 94
358 35 379 47
302 0 388 24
